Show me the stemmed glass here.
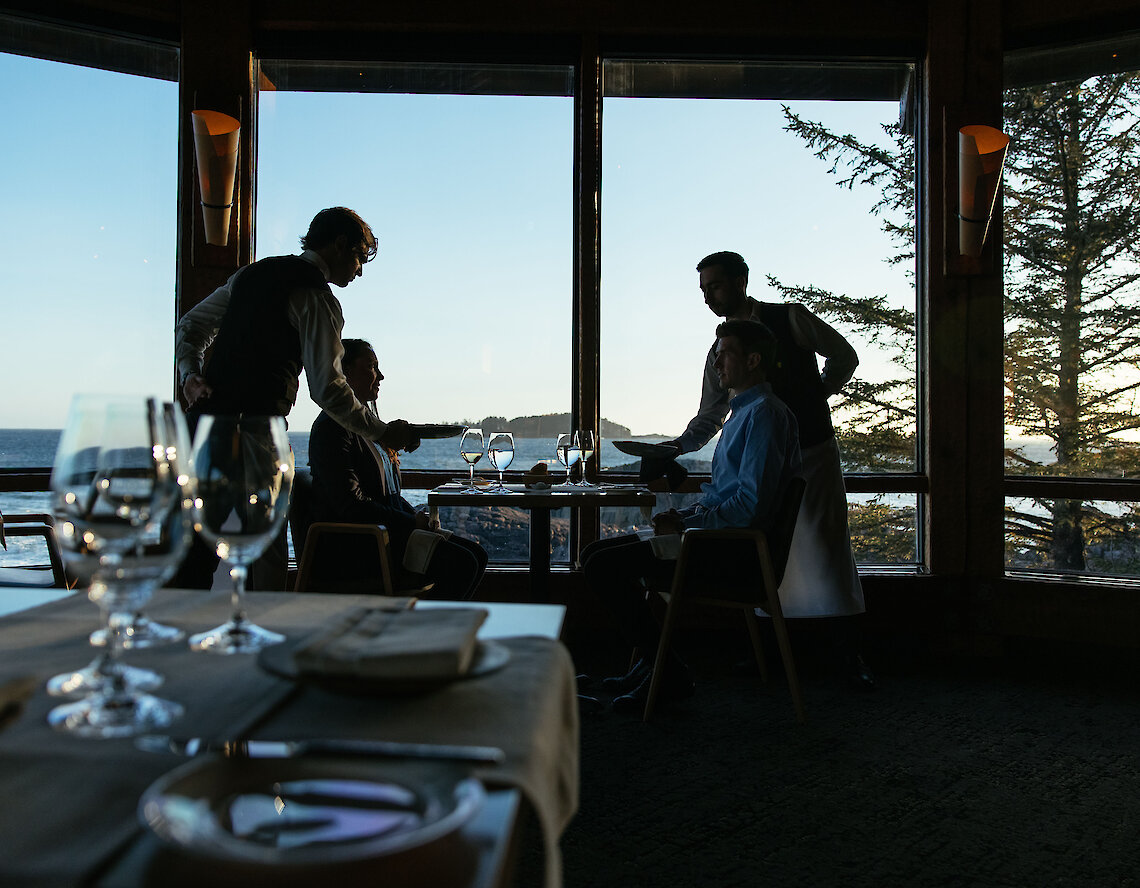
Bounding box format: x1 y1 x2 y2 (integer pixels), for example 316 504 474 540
555 433 580 487
487 432 515 492
47 395 192 737
188 415 294 655
460 428 485 492
574 430 596 486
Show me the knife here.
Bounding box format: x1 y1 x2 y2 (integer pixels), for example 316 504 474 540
136 734 505 765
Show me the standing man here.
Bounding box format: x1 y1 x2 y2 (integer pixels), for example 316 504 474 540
666 250 869 683
174 206 413 589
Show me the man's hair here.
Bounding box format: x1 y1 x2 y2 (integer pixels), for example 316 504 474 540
341 338 375 366
696 250 749 281
300 207 377 261
715 318 777 374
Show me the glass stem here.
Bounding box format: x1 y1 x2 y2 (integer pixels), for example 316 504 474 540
230 563 248 626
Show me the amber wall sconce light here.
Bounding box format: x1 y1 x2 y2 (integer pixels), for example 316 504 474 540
958 124 1010 259
191 110 240 246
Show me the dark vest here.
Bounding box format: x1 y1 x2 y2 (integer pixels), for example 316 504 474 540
754 302 835 448
203 255 328 417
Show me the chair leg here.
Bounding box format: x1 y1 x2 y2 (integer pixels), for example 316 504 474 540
643 596 682 722
744 610 770 683
770 613 806 724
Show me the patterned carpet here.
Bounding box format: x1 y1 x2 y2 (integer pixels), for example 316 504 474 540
520 630 1140 887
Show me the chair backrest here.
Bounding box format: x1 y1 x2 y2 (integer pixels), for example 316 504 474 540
289 467 317 564
766 475 806 588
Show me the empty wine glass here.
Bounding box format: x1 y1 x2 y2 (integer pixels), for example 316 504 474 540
47 395 191 738
555 433 580 486
574 430 596 486
487 432 515 491
188 415 293 655
460 428 485 492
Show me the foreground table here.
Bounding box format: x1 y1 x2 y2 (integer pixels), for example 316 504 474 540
0 589 578 888
428 483 656 601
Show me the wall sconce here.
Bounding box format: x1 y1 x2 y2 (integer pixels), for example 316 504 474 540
191 110 240 246
958 124 1010 258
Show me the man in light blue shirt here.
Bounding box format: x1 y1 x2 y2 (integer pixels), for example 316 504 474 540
582 319 801 712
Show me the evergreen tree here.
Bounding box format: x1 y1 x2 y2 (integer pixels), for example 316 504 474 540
778 74 1140 572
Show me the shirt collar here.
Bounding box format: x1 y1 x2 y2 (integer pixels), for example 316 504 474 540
300 249 332 282
728 381 773 410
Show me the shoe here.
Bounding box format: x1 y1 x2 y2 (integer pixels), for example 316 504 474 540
575 673 593 691
577 693 605 714
848 654 876 691
600 657 651 694
611 667 695 714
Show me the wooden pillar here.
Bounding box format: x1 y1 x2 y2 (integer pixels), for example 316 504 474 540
176 0 255 339
923 0 1006 590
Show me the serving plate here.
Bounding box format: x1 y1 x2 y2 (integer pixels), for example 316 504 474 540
139 755 484 867
257 636 511 695
409 424 464 439
612 440 679 459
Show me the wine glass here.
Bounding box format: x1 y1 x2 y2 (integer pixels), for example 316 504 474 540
89 403 192 650
46 395 191 737
487 432 515 491
188 415 294 655
460 428 485 492
574 430 596 486
555 433 580 486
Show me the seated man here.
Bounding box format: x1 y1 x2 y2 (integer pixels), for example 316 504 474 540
308 339 487 598
582 319 801 712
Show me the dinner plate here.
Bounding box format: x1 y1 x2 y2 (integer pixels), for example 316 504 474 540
257 637 511 695
409 424 464 439
139 754 484 867
612 440 679 459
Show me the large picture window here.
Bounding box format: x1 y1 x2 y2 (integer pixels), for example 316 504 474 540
599 60 919 564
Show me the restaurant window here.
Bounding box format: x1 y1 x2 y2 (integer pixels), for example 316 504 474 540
0 19 178 565
256 59 575 564
598 60 920 564
1003 38 1140 578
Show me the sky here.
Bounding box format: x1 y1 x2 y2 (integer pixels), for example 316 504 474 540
0 51 913 436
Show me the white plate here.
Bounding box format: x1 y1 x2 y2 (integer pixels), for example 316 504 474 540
139 755 484 867
612 440 679 459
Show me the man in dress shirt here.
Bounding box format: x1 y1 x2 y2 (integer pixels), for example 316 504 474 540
582 319 802 712
173 207 413 589
665 250 870 685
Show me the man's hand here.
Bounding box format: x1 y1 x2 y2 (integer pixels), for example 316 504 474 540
652 509 685 536
414 510 442 533
183 373 213 409
378 419 412 451
404 432 421 453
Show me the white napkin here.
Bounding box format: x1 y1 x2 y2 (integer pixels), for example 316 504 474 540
293 606 488 681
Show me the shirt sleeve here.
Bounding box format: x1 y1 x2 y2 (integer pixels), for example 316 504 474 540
288 289 389 441
174 276 234 385
673 340 730 454
786 303 859 396
684 400 790 531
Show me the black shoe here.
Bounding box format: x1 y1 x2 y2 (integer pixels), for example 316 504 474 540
577 693 605 714
600 657 651 694
848 654 876 691
611 667 695 714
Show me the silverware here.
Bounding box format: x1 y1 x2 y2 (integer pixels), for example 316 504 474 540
136 734 505 765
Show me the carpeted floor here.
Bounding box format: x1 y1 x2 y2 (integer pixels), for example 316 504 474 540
520 630 1140 887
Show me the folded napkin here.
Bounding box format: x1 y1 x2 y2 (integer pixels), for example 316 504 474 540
292 606 489 681
403 528 451 575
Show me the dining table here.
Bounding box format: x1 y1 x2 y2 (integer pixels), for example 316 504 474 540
427 482 658 602
0 587 578 888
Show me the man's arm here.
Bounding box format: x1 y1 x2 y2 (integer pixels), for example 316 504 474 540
787 303 859 396
289 289 410 448
175 278 234 407
671 340 730 454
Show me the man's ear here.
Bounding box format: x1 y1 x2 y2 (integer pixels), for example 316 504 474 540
746 351 762 371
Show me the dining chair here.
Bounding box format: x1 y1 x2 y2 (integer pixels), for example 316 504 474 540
642 475 807 723
289 469 428 597
0 513 69 589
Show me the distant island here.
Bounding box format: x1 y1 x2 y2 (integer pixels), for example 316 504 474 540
458 413 632 438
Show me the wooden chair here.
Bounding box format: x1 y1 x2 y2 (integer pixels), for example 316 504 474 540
289 469 428 597
0 513 69 589
643 475 807 723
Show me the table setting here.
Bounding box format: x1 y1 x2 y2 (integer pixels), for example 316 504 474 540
0 395 579 888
